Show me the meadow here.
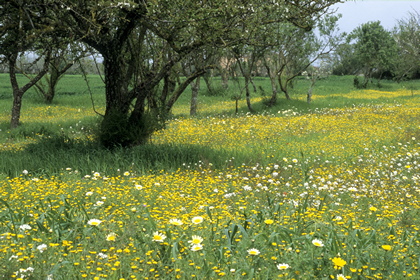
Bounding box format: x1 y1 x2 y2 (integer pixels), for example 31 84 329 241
0 74 419 279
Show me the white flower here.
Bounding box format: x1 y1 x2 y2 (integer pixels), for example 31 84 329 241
168 218 183 226
277 263 290 270
94 201 104 206
243 185 252 191
152 231 166 242
9 255 18 261
336 274 347 280
188 235 203 245
247 248 260 255
22 170 28 175
97 252 108 259
312 239 324 247
134 184 143 190
19 224 31 231
191 216 204 224
85 191 93 196
87 219 102 226
190 244 203 251
37 244 48 253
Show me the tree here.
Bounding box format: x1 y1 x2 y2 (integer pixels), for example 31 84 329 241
263 14 342 105
0 0 54 128
34 0 342 147
33 43 91 103
350 21 398 87
393 10 420 81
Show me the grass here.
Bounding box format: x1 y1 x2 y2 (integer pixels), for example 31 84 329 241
0 74 419 279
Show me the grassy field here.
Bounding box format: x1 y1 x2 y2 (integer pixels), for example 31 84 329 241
0 74 419 279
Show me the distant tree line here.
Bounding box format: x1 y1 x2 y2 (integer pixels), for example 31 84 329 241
331 12 420 87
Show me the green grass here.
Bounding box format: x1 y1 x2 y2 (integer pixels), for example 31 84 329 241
1 74 420 177
0 74 419 279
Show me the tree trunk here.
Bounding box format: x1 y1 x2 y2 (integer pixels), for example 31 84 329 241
8 50 50 128
44 70 59 104
307 87 313 103
190 76 200 116
99 54 134 148
278 75 291 100
268 75 278 106
221 68 229 89
307 78 316 103
244 74 254 112
264 63 278 106
11 91 23 129
44 58 75 104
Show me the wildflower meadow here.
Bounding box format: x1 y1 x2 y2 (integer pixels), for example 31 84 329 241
0 76 419 279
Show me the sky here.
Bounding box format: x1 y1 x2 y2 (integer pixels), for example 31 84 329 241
331 0 420 33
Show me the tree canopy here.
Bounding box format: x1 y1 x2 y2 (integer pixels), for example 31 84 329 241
1 0 344 147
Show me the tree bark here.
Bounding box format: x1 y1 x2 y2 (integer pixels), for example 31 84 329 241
265 63 278 106
190 76 200 116
244 73 254 113
278 75 291 100
99 52 134 147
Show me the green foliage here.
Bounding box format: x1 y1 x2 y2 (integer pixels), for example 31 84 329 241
348 21 398 86
393 11 420 80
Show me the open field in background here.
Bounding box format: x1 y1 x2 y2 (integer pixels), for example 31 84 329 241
0 74 419 279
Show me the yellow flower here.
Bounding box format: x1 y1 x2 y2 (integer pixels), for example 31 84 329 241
106 233 117 242
332 257 347 269
264 219 274 225
369 206 377 212
381 245 392 251
152 231 166 242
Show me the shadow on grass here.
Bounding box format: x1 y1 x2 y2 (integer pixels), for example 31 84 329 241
0 135 241 178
